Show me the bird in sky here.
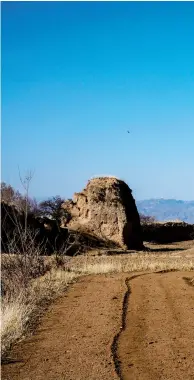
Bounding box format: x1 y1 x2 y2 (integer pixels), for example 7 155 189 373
127 130 130 133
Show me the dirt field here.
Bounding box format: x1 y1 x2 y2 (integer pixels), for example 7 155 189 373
2 269 194 380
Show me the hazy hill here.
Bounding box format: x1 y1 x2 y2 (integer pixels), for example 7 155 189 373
136 199 194 224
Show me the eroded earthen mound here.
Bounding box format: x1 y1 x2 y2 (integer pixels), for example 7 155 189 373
61 177 143 250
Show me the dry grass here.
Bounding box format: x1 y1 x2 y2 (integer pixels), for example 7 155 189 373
70 253 194 274
1 266 79 359
1 253 49 301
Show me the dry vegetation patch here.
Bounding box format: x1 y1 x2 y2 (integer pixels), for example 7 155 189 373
67 241 194 274
69 252 194 275
1 254 79 360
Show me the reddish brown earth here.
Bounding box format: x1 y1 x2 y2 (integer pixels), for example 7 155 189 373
118 271 194 380
2 271 194 380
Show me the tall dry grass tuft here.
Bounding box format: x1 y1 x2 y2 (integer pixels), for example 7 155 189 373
1 252 48 301
1 262 78 360
1 224 78 360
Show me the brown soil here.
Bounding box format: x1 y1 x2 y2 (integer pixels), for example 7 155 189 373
118 271 194 380
2 271 194 380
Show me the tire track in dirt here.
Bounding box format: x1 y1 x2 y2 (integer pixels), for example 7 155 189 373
117 271 194 380
111 273 147 379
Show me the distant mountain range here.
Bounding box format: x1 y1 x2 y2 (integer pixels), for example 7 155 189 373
136 199 194 224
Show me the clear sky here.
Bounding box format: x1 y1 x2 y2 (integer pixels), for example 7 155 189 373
2 1 194 201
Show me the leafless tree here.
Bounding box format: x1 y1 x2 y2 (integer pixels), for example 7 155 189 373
1 182 15 203
139 214 156 225
39 196 71 228
18 168 34 238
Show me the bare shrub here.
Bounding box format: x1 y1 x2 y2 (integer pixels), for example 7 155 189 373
1 269 78 360
1 180 38 215
140 214 156 224
1 182 15 203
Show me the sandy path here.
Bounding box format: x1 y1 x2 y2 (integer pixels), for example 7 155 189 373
2 274 126 380
118 271 194 380
2 271 194 380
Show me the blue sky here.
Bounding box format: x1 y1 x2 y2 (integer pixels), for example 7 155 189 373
2 2 194 201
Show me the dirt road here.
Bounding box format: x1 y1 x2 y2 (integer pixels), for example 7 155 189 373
2 271 194 380
118 272 194 380
2 274 126 380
